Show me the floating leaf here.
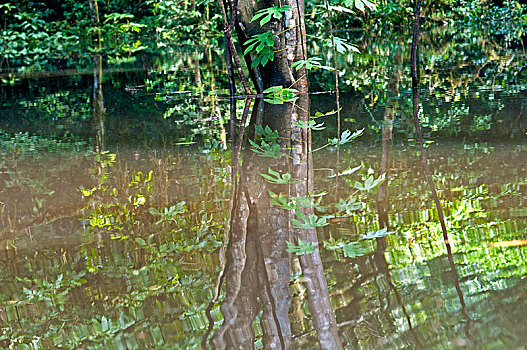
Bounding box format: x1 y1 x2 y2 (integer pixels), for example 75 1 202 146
335 197 363 213
291 57 334 71
268 190 298 210
263 86 299 104
342 241 370 258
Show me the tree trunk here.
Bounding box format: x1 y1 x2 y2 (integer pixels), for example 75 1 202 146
235 0 308 92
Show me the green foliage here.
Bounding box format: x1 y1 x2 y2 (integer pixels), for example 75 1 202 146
244 32 278 67
251 6 291 26
335 197 363 214
360 227 394 239
255 124 280 143
269 191 298 210
268 191 326 211
286 238 317 255
263 86 299 104
348 0 377 13
292 57 334 71
352 173 386 191
324 238 371 258
324 37 360 54
292 212 328 229
260 168 297 184
249 139 284 158
295 119 326 130
17 271 87 305
328 165 362 178
149 201 187 224
328 129 364 146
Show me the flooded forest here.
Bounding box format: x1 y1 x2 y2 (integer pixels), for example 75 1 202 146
1 0 527 348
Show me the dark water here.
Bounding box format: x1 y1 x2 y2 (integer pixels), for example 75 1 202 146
1 41 527 349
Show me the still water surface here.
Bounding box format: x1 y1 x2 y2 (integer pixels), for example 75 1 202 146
1 47 527 348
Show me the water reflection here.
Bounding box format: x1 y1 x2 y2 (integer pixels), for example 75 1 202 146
206 96 342 349
93 53 105 153
1 81 527 348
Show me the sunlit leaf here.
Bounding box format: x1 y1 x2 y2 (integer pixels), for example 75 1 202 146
329 128 364 145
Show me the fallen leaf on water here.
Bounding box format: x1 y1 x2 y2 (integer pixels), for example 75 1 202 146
489 240 527 248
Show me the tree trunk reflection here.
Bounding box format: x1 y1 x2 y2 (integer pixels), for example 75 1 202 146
209 95 341 349
93 53 105 153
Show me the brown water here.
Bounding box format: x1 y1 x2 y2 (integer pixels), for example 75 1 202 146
1 29 527 346
1 92 527 348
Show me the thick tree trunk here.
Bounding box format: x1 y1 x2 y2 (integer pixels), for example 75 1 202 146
235 0 308 92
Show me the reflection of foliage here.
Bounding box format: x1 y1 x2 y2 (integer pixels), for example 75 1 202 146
149 201 187 224
260 168 297 184
292 213 329 229
0 146 230 348
249 139 284 158
286 238 317 255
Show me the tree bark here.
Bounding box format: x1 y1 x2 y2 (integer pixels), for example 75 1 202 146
234 0 308 92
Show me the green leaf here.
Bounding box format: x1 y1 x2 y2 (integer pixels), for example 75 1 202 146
294 119 326 130
101 316 109 332
260 168 297 184
329 128 364 145
255 125 279 142
251 6 291 26
342 241 370 258
135 237 147 247
291 57 334 71
353 0 377 12
269 191 298 210
328 165 362 178
360 227 395 239
245 33 277 67
353 173 386 191
292 212 328 229
335 197 363 214
325 37 361 54
286 238 317 255
314 110 338 118
249 139 284 158
263 85 299 104
329 5 354 13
